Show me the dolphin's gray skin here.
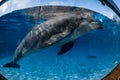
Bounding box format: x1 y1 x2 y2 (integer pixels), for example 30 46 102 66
3 6 103 68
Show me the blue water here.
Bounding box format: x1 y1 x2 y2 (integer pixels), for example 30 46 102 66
0 11 120 80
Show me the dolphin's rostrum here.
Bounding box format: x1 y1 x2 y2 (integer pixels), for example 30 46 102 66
3 6 103 68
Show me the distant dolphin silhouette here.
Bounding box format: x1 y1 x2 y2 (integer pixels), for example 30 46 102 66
3 6 103 68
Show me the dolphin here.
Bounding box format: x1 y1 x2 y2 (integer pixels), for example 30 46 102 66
3 6 103 68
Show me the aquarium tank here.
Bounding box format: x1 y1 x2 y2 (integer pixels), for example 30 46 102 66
0 0 120 80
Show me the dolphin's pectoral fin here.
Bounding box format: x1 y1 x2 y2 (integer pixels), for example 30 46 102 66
3 61 20 68
58 41 75 55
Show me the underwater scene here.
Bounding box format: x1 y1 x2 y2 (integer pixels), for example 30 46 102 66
0 0 120 80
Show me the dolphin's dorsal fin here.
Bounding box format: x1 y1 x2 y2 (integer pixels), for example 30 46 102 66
58 41 75 55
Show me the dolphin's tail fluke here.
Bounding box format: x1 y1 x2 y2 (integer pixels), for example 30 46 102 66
3 61 20 68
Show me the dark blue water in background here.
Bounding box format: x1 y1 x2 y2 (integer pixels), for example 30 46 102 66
0 12 34 58
0 11 120 80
